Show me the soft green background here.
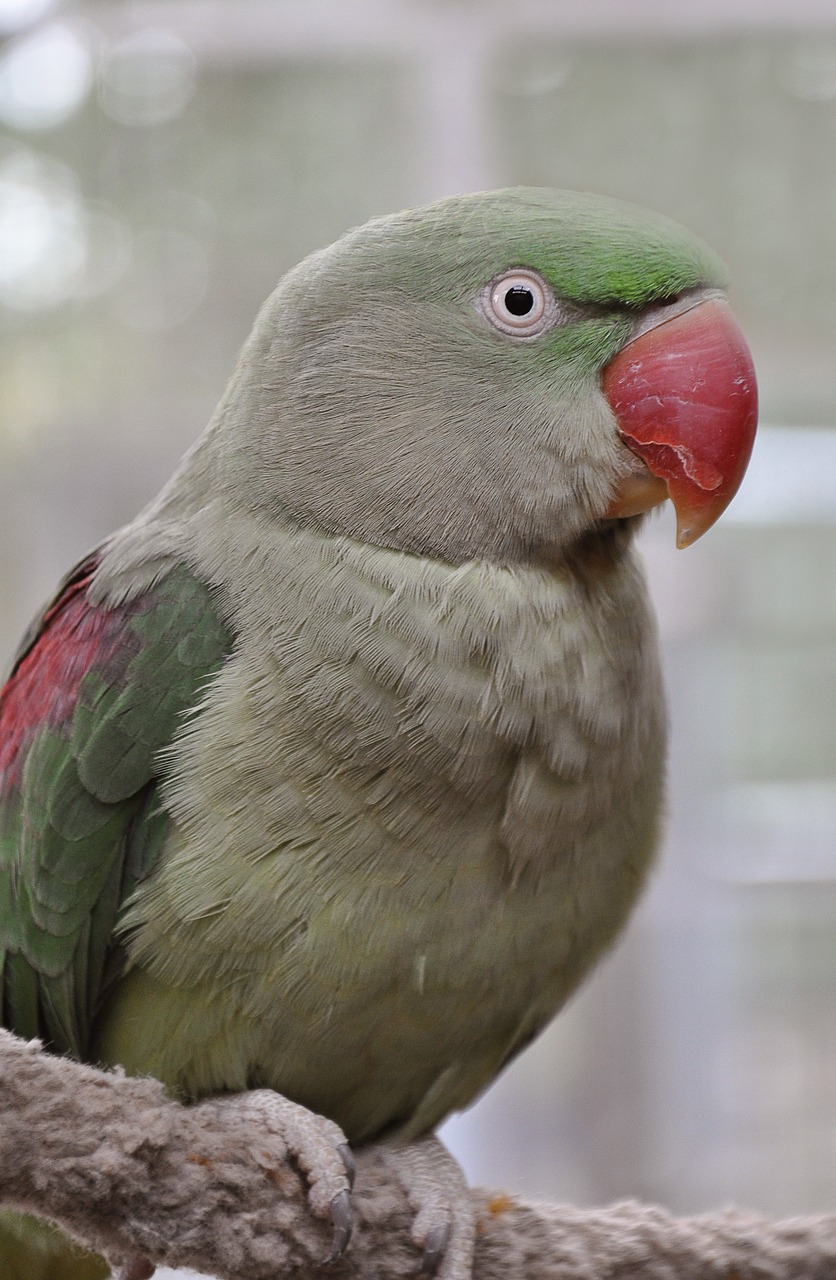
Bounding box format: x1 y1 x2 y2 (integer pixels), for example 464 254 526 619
1 0 835 1251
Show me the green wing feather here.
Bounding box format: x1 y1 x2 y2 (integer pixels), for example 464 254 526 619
0 563 233 1058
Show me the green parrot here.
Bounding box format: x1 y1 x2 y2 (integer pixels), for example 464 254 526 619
0 188 757 1280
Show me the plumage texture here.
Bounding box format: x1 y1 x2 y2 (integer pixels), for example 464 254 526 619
94 523 665 1141
0 562 232 1057
0 187 734 1275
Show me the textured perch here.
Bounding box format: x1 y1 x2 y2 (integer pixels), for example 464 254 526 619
1 1029 835 1280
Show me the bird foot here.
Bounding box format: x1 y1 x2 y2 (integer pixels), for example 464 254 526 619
116 1256 156 1280
380 1134 475 1280
212 1088 355 1261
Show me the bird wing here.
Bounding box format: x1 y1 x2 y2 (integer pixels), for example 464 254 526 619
0 555 232 1057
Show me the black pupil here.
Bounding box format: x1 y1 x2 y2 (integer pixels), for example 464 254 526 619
504 286 535 317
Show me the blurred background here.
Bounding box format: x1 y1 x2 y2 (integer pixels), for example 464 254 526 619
1 0 836 1267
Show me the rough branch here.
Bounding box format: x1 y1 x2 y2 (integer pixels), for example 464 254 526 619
1 1029 835 1280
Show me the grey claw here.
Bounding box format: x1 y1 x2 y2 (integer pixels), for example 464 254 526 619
338 1142 357 1189
419 1220 450 1275
118 1258 156 1280
327 1187 353 1262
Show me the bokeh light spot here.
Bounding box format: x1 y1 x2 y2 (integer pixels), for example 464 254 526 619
99 28 196 127
0 150 86 310
0 21 93 131
0 0 56 37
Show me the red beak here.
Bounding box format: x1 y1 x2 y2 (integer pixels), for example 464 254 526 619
602 297 758 547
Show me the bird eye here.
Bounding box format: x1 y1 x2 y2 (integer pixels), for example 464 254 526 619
481 269 554 338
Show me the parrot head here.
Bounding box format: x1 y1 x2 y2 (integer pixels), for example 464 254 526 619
200 188 756 563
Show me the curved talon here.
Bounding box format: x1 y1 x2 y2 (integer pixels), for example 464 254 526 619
327 1187 354 1262
338 1142 357 1190
118 1258 156 1280
419 1220 450 1276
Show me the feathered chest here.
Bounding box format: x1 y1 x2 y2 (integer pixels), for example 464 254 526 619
116 529 666 1102
159 530 664 893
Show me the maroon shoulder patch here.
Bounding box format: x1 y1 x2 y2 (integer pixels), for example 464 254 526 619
0 559 126 793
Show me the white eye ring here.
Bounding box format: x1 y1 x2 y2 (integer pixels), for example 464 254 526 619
480 268 555 338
